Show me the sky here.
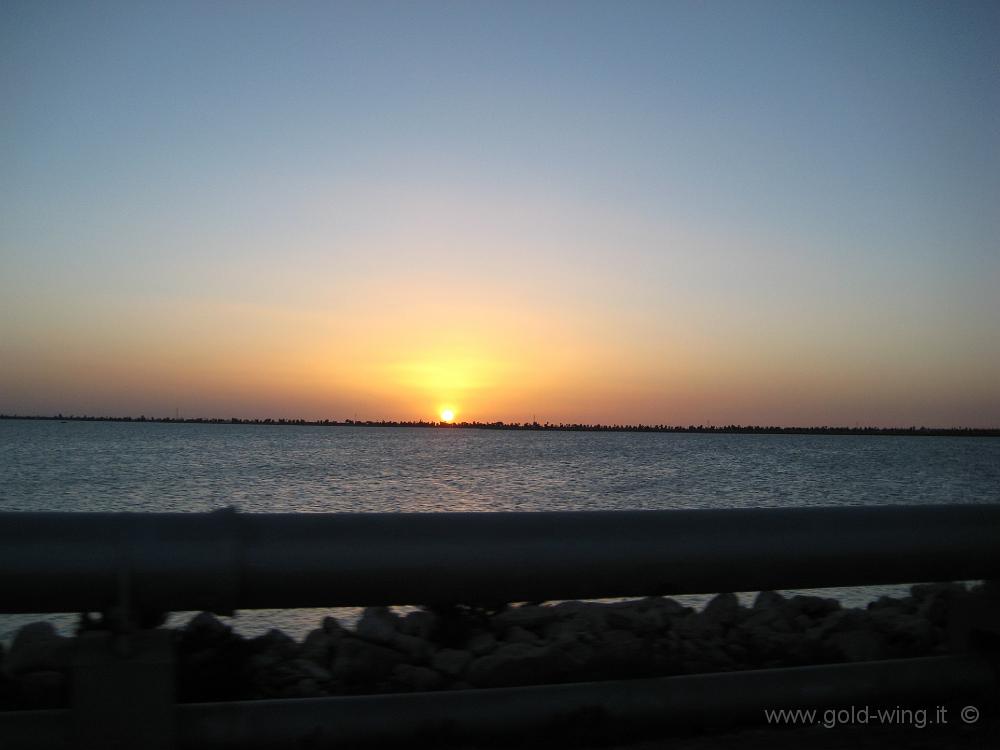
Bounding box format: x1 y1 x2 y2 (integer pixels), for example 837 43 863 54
1 1 998 426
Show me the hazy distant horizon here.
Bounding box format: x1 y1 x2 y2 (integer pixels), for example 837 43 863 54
3 2 998 427
3 413 998 434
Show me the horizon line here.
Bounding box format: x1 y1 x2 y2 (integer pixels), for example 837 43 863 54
2 414 998 437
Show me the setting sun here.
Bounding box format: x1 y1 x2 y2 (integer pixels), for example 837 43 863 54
440 409 456 423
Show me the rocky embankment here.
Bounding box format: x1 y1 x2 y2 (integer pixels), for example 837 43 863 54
1 582 994 709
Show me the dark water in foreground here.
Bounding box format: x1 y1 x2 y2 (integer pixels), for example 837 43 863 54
2 419 998 639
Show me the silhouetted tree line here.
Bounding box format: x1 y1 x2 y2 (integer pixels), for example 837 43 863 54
1 414 997 437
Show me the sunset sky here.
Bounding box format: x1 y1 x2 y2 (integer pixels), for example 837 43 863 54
2 1 998 426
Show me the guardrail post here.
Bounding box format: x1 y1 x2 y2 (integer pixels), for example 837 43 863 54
71 629 175 749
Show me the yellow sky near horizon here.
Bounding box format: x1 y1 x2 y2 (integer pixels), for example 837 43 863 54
3 263 997 427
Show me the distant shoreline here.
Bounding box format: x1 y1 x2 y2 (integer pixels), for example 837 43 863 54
2 414 997 437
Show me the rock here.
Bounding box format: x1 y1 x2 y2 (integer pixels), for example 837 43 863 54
830 629 887 662
186 611 230 639
867 595 915 613
870 610 935 653
248 657 308 697
916 596 949 626
248 659 316 699
549 633 596 680
467 643 567 688
248 629 297 659
866 602 905 619
550 601 596 615
911 582 967 602
791 614 813 631
911 583 969 626
547 608 608 641
505 625 540 644
396 633 431 660
703 593 741 626
466 631 497 656
5 622 71 676
740 607 786 632
392 664 444 691
673 612 723 640
970 580 1000 597
807 609 867 641
356 607 429 660
426 606 489 648
399 610 439 640
431 648 473 677
356 607 401 643
248 652 280 671
590 629 649 678
322 616 346 637
493 605 563 631
292 657 332 684
726 643 749 661
606 605 665 634
680 642 734 674
784 595 840 619
331 637 407 685
299 628 336 665
753 591 786 610
729 623 804 667
647 597 691 617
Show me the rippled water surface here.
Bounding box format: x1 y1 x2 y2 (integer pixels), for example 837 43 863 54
2 420 998 638
3 420 999 513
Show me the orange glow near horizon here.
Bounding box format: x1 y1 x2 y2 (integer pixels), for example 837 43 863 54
1 254 998 428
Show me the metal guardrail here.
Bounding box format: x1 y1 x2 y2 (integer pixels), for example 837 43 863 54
1 504 998 748
2 504 999 613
